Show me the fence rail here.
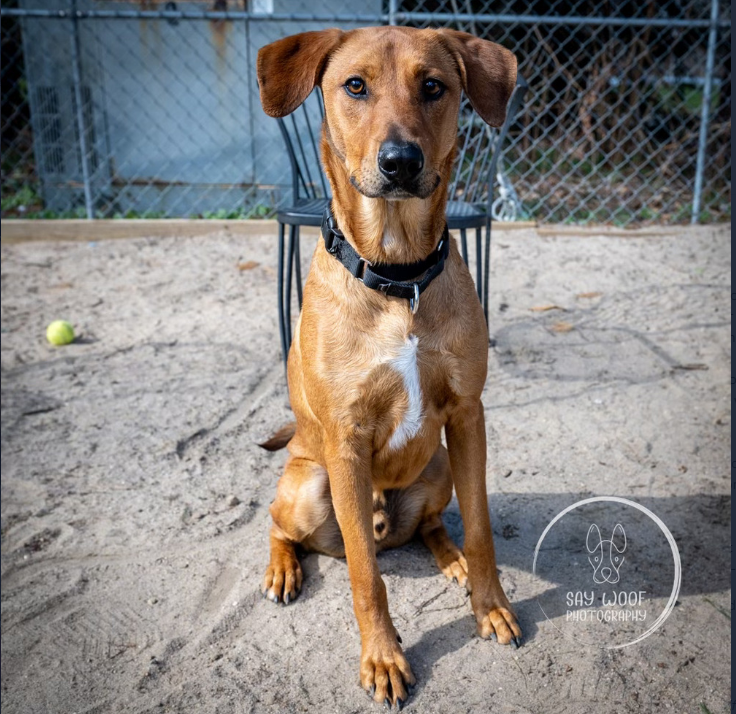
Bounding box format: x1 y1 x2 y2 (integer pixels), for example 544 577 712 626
1 1 731 225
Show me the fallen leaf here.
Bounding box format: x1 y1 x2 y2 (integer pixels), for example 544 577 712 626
575 291 602 299
530 304 566 312
551 321 574 333
237 260 260 271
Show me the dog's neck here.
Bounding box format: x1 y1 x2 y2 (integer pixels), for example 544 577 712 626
322 136 451 265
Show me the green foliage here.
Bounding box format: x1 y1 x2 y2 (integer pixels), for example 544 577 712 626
1 184 40 211
199 204 274 219
657 85 720 117
111 210 167 219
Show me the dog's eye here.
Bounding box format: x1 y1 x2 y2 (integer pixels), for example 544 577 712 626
423 79 444 99
345 78 366 96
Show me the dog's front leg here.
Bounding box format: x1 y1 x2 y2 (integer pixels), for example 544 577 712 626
325 439 416 707
446 400 522 646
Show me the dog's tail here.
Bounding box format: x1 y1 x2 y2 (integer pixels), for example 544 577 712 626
258 422 297 451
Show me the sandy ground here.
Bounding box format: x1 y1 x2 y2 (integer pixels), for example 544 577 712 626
0 224 730 714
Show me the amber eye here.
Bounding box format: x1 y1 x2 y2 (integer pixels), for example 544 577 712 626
345 78 366 96
423 79 444 99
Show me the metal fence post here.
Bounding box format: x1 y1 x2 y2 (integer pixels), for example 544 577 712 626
388 0 397 26
691 0 720 224
69 0 94 219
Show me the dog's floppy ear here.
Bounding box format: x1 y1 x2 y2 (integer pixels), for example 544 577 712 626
436 29 517 127
257 29 343 117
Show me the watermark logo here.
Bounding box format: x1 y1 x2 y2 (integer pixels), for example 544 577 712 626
533 497 681 649
586 523 626 584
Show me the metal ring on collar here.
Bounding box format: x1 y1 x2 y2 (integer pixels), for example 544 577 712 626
410 283 420 314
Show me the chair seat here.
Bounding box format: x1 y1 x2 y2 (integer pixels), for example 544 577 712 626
446 200 488 229
278 198 486 229
277 197 330 226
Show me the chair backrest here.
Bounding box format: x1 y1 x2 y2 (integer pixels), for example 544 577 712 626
276 89 331 204
450 75 528 208
276 75 528 207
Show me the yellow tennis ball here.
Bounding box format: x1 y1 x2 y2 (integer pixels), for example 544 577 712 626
46 320 75 346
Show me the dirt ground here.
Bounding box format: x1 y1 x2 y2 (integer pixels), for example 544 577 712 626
1 223 730 714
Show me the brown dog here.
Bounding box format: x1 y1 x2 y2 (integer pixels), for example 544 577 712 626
257 26 521 708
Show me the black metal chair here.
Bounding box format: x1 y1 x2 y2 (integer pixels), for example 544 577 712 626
275 74 528 365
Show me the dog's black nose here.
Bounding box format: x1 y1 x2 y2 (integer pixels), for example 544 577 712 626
377 141 424 184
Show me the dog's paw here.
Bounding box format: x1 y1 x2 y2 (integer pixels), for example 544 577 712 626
261 552 302 605
438 550 468 589
475 599 522 647
360 636 415 709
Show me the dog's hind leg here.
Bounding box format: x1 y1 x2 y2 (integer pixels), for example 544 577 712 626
262 456 341 604
417 446 469 588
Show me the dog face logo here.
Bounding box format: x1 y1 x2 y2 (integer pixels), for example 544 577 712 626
586 524 626 584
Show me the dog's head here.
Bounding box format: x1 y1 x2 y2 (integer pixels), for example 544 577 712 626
586 524 627 584
257 26 517 201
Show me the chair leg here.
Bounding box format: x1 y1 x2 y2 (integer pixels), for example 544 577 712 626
286 224 296 355
483 218 492 326
460 228 469 266
475 227 483 304
277 222 288 367
294 224 303 309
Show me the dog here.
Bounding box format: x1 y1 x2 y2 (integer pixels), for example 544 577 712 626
256 26 521 708
587 524 627 584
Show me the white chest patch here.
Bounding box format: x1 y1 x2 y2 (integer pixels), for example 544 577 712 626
388 334 424 450
382 229 397 251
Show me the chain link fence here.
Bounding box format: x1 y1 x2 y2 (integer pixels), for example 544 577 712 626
1 0 730 224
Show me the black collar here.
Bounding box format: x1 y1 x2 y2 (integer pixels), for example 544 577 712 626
320 205 450 313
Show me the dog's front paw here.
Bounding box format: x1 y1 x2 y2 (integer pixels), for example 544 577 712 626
262 549 302 605
473 592 522 647
360 636 416 709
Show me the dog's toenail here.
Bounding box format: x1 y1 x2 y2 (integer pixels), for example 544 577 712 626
512 636 521 648
452 577 457 584
383 698 391 710
396 633 402 643
397 697 404 710
284 593 291 605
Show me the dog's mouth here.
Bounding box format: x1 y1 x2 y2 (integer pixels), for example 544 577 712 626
350 172 441 200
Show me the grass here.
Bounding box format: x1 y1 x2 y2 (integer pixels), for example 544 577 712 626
0 191 277 220
198 204 274 220
0 184 41 212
